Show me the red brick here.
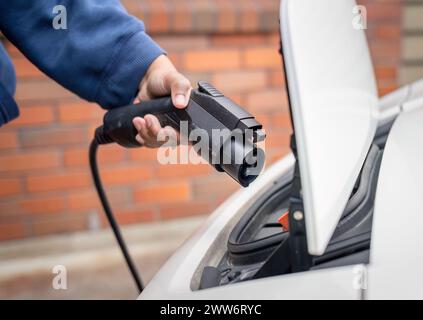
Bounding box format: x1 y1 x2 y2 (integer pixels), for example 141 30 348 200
129 147 160 162
378 84 397 97
20 126 87 148
157 163 211 178
185 72 212 89
64 148 88 167
32 215 88 236
268 147 291 164
115 208 155 225
244 47 282 69
169 1 192 32
240 0 259 32
272 112 292 129
64 145 126 167
87 123 101 141
67 190 100 212
146 0 169 33
167 52 182 69
19 195 66 215
375 66 397 79
373 25 401 39
211 34 265 47
191 0 217 32
192 176 239 201
4 42 23 58
59 101 103 123
212 70 267 93
0 132 18 149
27 171 91 193
0 151 60 173
15 80 74 102
369 42 400 61
13 58 44 78
227 94 243 106
254 114 273 130
266 33 281 45
135 181 191 204
155 36 208 52
0 223 26 241
7 105 55 127
183 50 241 72
215 0 237 32
0 1 406 239
120 0 141 15
246 89 288 113
269 70 285 87
0 178 22 197
266 131 291 149
101 166 151 185
366 3 401 22
160 201 210 220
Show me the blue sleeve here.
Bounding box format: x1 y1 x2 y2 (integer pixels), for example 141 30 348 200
0 0 164 109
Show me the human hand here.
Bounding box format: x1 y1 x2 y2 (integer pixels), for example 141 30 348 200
132 54 192 148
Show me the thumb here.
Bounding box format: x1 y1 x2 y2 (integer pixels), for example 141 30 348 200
168 73 192 109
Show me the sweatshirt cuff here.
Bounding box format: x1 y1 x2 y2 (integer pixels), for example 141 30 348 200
96 31 165 109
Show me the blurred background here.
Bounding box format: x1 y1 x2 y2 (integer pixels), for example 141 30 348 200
0 0 419 298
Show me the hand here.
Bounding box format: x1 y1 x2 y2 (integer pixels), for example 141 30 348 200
132 54 192 148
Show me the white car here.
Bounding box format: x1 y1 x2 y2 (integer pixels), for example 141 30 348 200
140 0 423 300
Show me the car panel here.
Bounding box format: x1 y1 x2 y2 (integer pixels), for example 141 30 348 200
368 100 423 299
281 0 379 255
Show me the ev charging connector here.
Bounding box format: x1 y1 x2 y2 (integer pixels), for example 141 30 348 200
89 81 266 293
95 81 266 187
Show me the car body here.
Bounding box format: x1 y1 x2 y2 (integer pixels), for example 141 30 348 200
140 0 423 299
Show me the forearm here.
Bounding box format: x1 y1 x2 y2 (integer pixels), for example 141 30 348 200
0 0 164 108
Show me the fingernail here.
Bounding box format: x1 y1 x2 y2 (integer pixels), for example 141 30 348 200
135 134 144 145
133 118 142 131
145 115 152 128
174 94 185 107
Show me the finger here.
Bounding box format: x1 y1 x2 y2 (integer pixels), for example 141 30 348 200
164 126 178 139
156 126 178 147
163 126 179 146
133 117 148 145
138 80 153 102
134 116 166 148
135 134 145 145
133 117 146 133
144 114 162 139
135 116 152 142
133 96 141 103
166 73 192 109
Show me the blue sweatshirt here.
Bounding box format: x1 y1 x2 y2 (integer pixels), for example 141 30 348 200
0 0 164 126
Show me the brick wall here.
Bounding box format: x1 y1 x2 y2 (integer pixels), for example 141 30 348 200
0 0 403 241
401 0 423 83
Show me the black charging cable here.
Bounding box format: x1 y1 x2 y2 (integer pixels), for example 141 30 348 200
89 139 143 293
87 84 265 294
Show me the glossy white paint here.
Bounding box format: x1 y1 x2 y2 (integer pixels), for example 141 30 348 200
140 82 423 300
140 0 423 299
367 92 423 299
140 154 295 299
377 85 407 126
140 153 361 300
402 79 423 112
143 264 361 300
281 0 379 255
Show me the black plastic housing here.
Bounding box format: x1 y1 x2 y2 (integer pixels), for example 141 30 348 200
94 81 266 187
